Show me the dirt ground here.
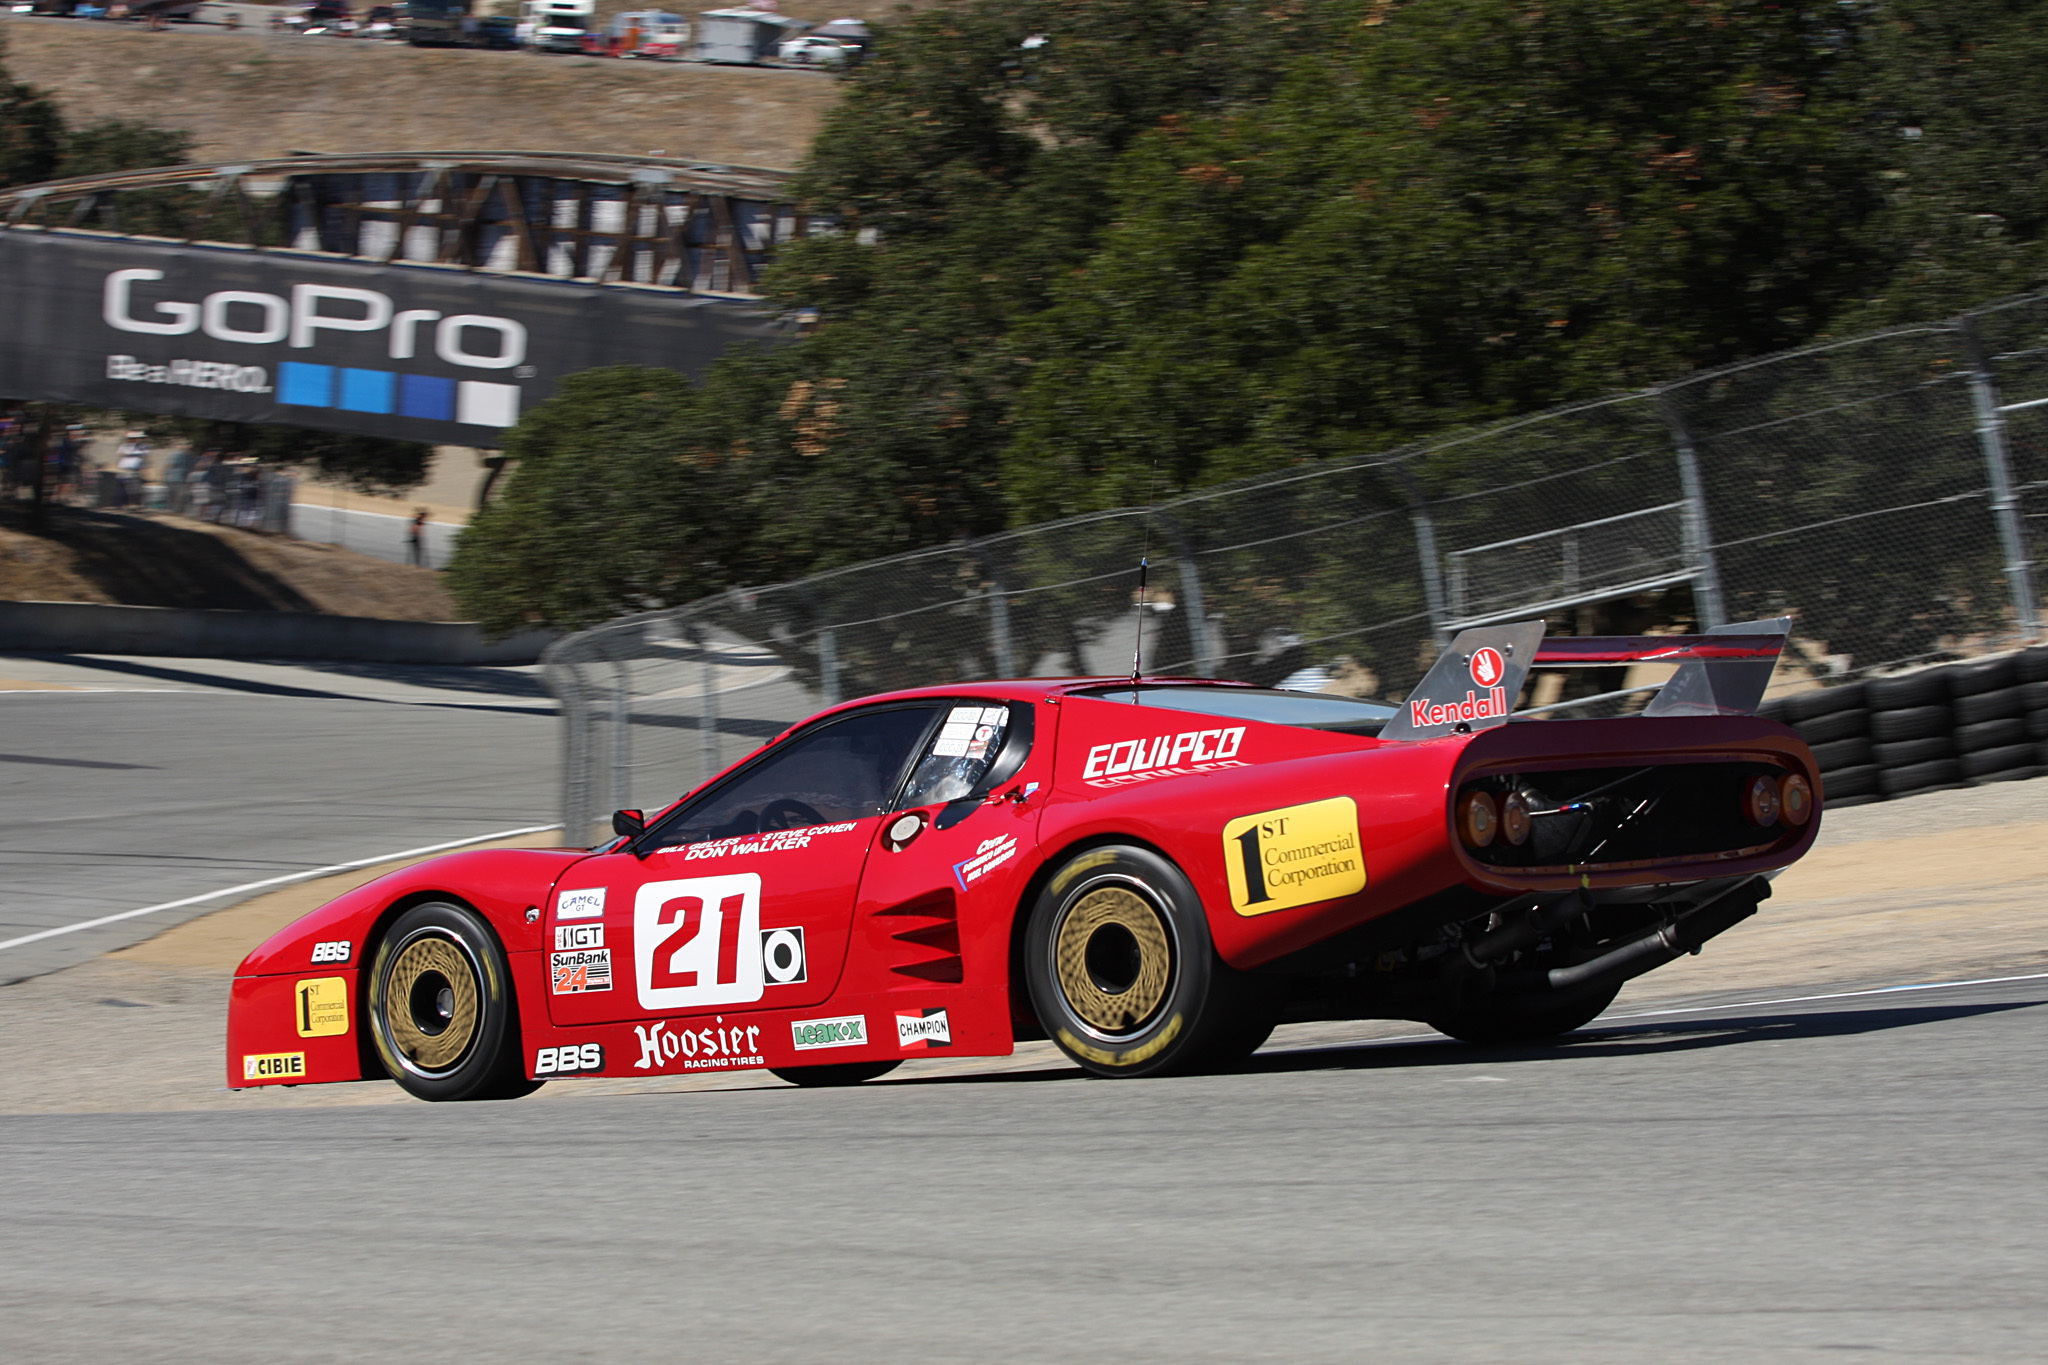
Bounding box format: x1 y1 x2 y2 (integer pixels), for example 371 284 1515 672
0 504 459 618
2 778 2044 1115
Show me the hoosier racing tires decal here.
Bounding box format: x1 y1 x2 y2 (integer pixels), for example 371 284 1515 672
1025 845 1252 1078
368 902 539 1103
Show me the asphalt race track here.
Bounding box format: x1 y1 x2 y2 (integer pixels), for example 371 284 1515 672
0 655 558 980
2 975 2044 1363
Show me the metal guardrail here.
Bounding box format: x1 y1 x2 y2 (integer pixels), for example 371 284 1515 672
542 295 2048 843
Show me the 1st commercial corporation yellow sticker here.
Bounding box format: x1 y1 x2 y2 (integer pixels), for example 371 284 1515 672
1222 796 1366 916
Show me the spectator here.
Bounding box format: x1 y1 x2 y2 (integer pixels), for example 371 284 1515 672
162 439 195 514
114 429 150 508
409 507 430 567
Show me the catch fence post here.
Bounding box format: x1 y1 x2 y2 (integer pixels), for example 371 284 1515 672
1959 315 2042 640
1155 511 1215 676
1395 464 1451 647
1654 387 1728 630
547 650 594 847
609 657 632 817
692 617 722 785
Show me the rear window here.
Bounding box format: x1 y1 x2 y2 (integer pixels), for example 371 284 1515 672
1074 685 1395 735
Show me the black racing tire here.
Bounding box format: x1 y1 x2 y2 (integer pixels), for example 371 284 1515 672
1826 792 1887 808
2019 647 2048 685
1960 743 2040 779
2029 707 2048 742
1796 709 1869 745
1867 671 1950 710
1949 655 2017 697
1024 844 1248 1078
1783 683 1866 723
1954 687 2024 726
2024 680 2048 717
1429 980 1623 1046
1970 763 2046 785
1881 758 1963 797
769 1060 902 1087
1809 737 1872 771
368 901 539 1102
1956 716 2028 753
1870 705 1951 743
1820 763 1881 799
1873 736 1954 767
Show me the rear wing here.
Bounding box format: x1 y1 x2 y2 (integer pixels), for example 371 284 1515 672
1380 617 1790 741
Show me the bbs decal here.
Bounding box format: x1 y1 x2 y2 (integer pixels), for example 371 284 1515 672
310 940 351 965
534 1043 604 1076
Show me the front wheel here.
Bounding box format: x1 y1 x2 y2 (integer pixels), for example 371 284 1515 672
1025 844 1252 1077
368 901 540 1101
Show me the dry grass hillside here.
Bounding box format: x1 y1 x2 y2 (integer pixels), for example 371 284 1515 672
0 15 875 169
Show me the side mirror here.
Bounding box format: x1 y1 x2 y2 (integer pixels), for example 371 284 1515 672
611 809 645 838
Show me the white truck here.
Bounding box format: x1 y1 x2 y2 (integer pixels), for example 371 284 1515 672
521 0 594 52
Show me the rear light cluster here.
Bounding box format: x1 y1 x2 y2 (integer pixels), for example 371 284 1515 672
1456 789 1530 850
1745 772 1813 829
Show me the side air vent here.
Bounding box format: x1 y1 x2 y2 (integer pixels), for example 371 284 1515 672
876 889 963 983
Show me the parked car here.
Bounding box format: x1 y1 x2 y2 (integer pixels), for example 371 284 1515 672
777 33 847 64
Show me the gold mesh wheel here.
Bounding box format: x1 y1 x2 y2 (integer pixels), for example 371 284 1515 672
1053 885 1173 1037
384 935 481 1073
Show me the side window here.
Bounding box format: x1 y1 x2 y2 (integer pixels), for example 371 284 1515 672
651 705 941 846
899 703 1020 808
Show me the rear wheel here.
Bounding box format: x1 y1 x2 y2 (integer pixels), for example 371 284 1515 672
1428 980 1621 1046
768 1061 902 1087
368 902 540 1102
1025 844 1252 1077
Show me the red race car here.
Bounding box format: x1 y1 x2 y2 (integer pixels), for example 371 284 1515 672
227 619 1820 1100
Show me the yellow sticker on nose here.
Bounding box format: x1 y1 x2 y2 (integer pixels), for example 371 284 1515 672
1223 796 1366 916
294 976 349 1038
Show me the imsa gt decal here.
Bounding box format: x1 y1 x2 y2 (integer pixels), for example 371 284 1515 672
1222 796 1366 916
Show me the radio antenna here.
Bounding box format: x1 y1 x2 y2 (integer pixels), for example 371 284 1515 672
1129 458 1162 699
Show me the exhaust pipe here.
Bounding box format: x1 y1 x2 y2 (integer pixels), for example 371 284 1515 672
1545 878 1768 993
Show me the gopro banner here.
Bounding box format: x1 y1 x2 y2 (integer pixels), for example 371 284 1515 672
0 231 789 445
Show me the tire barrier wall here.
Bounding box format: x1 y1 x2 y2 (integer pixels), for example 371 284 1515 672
0 599 554 665
1757 647 2048 808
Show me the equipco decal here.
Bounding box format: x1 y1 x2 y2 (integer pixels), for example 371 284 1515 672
1081 726 1247 789
1222 796 1367 916
1407 687 1509 731
633 1016 765 1072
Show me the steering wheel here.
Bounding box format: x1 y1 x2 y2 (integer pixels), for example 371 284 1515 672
758 798 825 832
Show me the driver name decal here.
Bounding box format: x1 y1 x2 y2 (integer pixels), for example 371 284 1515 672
665 821 859 861
1222 796 1367 916
1081 726 1247 789
634 873 765 1010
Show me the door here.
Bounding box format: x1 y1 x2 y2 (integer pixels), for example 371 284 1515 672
545 702 946 1030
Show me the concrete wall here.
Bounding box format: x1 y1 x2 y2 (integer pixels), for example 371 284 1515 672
0 600 552 664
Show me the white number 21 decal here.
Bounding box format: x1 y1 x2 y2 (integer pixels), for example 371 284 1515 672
634 874 763 1011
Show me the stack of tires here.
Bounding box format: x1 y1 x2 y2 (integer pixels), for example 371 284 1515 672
1757 646 2048 808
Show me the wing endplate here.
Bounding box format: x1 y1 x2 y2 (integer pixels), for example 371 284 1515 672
1381 621 1545 742
1640 616 1791 718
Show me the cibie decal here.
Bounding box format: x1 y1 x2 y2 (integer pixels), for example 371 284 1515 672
556 887 606 921
1222 796 1367 917
293 977 349 1038
1470 647 1505 689
243 1052 306 1081
953 834 1018 890
634 874 764 1011
632 1016 765 1072
791 1014 868 1051
535 1043 604 1075
1407 687 1509 731
896 1008 952 1050
1081 726 1247 789
551 947 613 995
762 927 807 984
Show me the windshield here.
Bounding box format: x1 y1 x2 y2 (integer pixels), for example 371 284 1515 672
1074 684 1395 735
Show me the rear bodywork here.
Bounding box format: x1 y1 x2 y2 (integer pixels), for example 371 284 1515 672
227 620 1820 1090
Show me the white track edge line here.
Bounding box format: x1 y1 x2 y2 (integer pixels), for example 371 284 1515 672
0 823 563 954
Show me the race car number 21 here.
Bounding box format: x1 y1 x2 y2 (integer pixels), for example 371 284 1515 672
633 873 764 1010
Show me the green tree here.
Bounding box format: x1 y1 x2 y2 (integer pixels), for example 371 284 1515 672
0 33 64 189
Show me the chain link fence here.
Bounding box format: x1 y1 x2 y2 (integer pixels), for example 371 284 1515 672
543 297 2048 843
